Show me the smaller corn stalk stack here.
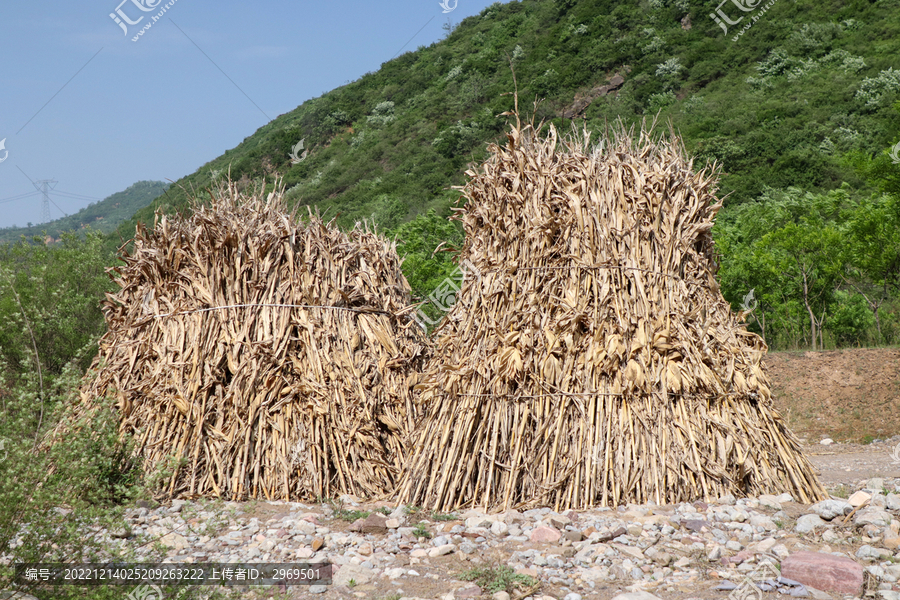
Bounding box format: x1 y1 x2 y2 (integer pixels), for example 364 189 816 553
397 116 826 512
43 181 429 501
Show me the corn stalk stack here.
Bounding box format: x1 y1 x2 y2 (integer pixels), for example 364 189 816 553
43 182 429 501
397 117 826 512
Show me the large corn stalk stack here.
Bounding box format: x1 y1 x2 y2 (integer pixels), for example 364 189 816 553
43 182 429 501
397 117 826 512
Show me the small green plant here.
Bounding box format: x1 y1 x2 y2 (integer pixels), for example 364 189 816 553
431 511 458 521
862 434 875 445
324 498 372 522
412 522 432 539
348 578 357 587
459 565 539 594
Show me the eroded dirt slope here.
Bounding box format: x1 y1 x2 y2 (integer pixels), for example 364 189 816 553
765 347 900 443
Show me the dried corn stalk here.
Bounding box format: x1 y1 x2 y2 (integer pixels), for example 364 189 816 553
397 115 826 512
43 181 429 501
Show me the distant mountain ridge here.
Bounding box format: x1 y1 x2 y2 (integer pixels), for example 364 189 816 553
0 181 168 244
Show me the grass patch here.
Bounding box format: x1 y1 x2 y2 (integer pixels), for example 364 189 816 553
412 523 432 539
459 565 539 594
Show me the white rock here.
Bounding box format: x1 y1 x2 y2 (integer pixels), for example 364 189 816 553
427 544 454 557
758 495 783 511
755 538 777 552
820 438 833 445
383 567 406 579
492 593 511 600
333 564 375 586
491 520 509 536
794 514 826 533
610 593 663 600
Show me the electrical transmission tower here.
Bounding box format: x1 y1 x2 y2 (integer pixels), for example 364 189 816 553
33 179 57 223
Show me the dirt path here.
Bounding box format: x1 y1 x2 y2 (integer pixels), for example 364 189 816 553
805 438 900 487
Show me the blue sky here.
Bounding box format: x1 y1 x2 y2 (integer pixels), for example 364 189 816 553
0 0 498 228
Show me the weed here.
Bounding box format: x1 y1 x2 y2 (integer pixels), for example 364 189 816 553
412 522 432 539
459 565 539 594
324 498 372 522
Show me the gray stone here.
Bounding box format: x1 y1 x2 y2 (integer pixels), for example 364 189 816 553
811 499 853 520
886 493 900 511
795 514 826 533
855 507 892 527
309 585 327 594
459 541 477 554
857 545 892 561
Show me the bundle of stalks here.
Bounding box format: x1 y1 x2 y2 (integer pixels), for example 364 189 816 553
43 181 429 501
397 115 826 512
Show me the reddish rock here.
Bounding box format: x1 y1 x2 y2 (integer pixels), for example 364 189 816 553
781 551 863 594
455 586 482 598
529 525 561 543
721 550 753 565
350 513 388 534
684 519 710 533
595 526 627 542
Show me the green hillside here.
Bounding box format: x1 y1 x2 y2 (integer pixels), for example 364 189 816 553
0 180 168 244
99 0 899 349
118 0 900 232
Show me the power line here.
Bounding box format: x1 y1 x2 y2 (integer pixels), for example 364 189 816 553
0 191 41 204
53 190 102 201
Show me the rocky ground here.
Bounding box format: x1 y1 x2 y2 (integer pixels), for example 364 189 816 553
6 438 900 600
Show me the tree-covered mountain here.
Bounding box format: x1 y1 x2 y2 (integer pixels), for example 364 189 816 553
102 0 900 349
0 181 168 244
